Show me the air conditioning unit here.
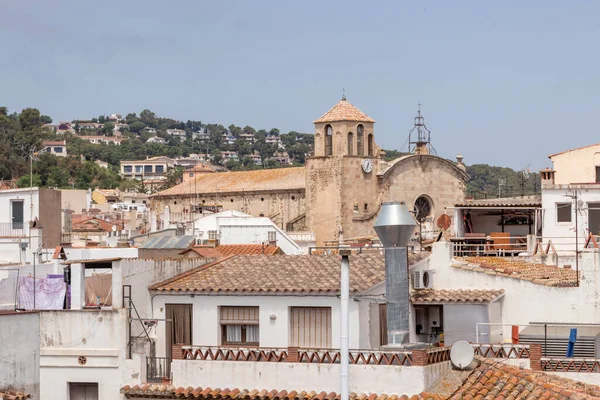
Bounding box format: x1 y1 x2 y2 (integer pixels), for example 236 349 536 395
413 270 434 290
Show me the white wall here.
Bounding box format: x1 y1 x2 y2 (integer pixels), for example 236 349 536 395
190 212 303 254
0 188 42 264
548 372 600 386
542 185 600 253
39 309 132 400
423 242 600 341
152 294 361 357
118 258 214 339
64 247 139 261
0 312 40 398
171 360 428 396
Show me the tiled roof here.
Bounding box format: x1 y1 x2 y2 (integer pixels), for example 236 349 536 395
549 143 600 158
120 385 441 400
313 99 375 123
150 252 429 293
42 140 66 146
452 257 579 287
0 390 31 399
151 167 305 197
450 357 600 399
181 244 281 258
455 195 541 208
410 289 505 304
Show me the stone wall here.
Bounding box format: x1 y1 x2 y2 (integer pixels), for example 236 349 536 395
151 190 305 231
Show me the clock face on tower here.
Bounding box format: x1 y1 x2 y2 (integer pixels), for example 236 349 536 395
361 158 373 174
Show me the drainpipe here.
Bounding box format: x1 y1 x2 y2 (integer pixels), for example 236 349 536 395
340 249 351 400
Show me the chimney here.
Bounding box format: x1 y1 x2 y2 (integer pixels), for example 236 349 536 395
374 202 416 346
540 168 555 186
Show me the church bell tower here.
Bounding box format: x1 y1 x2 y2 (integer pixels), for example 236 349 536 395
306 95 380 245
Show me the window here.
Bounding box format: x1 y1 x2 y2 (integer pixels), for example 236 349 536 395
123 165 132 173
221 306 259 345
135 165 143 173
325 125 333 156
144 165 153 174
414 195 433 223
189 172 194 177
155 165 164 174
557 203 572 223
357 125 364 156
69 382 98 400
46 147 52 153
596 166 600 183
347 132 354 155
364 203 368 211
54 146 63 153
367 133 373 156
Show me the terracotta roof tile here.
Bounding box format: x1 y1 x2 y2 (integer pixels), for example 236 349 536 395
120 385 440 400
150 252 429 293
410 289 505 304
180 245 281 258
151 167 305 197
452 257 579 287
314 99 375 123
0 390 31 399
449 357 600 399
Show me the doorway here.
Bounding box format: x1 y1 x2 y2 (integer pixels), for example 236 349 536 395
165 304 193 359
589 203 600 236
11 200 24 230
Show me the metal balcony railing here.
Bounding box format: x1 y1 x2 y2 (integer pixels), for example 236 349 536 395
146 357 171 383
0 222 28 237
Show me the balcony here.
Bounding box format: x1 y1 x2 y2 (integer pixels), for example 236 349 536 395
146 356 172 383
0 222 28 238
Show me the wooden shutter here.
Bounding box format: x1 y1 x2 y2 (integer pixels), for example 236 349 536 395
220 306 259 325
290 307 332 348
379 303 388 346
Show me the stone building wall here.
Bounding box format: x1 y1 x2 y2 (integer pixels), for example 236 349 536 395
151 190 305 230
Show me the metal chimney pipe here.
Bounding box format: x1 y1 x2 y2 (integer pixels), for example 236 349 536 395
339 249 351 400
373 202 416 346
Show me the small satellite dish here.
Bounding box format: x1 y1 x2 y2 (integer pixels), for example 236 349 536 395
111 225 117 232
450 341 474 369
437 214 451 231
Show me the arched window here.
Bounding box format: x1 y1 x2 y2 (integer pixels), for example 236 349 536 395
357 125 364 156
368 133 374 156
325 125 333 156
414 195 433 223
347 132 354 155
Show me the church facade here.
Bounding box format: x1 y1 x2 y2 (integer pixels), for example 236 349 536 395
150 97 468 245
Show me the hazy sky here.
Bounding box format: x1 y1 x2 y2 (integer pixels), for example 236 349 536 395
2 1 599 170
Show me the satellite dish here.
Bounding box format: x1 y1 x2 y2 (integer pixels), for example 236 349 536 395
450 341 474 369
437 214 451 231
111 225 117 232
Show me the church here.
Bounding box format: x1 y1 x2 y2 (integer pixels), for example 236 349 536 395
150 96 468 245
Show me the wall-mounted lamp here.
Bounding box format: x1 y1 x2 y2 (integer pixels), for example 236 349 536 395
269 314 277 320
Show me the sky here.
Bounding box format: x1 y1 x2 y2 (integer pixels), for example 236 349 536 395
2 1 600 170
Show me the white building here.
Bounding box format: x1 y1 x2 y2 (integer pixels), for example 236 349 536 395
147 136 166 144
166 129 187 138
79 135 124 145
0 187 62 265
149 252 430 359
42 140 68 157
190 210 303 254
